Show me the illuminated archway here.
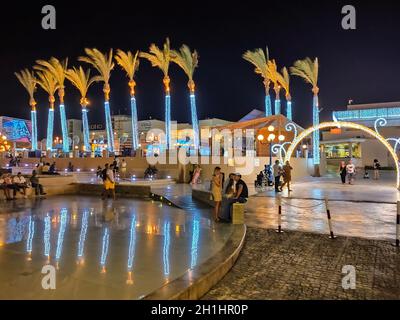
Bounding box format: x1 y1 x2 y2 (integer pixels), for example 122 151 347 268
284 121 400 189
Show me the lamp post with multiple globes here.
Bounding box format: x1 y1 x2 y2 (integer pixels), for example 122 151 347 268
257 125 285 166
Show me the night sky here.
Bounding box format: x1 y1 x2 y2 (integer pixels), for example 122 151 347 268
2 0 400 138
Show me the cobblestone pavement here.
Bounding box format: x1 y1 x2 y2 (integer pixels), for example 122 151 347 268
203 228 400 300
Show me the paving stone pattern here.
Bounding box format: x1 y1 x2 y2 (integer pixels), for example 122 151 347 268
203 228 400 300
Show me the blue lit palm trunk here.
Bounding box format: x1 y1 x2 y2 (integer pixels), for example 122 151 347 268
265 95 272 117
274 88 281 115
286 99 292 121
59 104 69 153
46 105 54 151
165 94 171 149
130 96 139 150
275 99 281 115
30 107 38 151
190 93 200 150
312 93 321 176
81 107 90 152
104 101 115 152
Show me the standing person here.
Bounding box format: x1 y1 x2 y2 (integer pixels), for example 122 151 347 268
120 159 127 179
346 159 356 185
30 170 46 196
373 159 381 180
13 172 28 198
339 161 347 184
191 165 202 185
211 167 222 222
281 161 293 192
273 160 282 192
67 162 74 172
112 156 119 175
0 174 12 200
103 164 116 200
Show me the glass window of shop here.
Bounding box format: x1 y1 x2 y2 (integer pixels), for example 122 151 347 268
324 143 361 159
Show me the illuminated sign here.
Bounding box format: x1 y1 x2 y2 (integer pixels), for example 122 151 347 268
0 117 32 142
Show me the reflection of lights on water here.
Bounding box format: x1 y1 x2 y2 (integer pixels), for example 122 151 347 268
44 215 51 260
26 216 35 260
77 210 89 260
127 215 136 284
190 218 200 269
100 228 110 273
163 222 171 277
55 209 68 268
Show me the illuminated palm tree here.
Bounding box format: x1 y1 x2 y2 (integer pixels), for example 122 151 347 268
79 48 115 152
268 59 281 115
171 44 200 150
243 47 272 116
277 67 292 120
35 58 69 152
15 69 38 151
290 57 320 176
66 67 101 152
140 38 173 149
36 70 59 151
115 50 140 151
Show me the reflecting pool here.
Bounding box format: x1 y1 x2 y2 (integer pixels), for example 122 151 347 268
0 196 233 299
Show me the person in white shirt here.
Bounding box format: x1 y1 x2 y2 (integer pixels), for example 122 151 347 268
273 160 282 192
120 159 127 179
13 172 28 198
346 160 356 185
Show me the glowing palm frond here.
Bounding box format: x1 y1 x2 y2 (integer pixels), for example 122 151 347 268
35 70 59 96
278 67 290 97
171 44 199 81
35 57 68 88
66 66 101 99
242 47 269 81
267 59 279 87
115 50 140 81
290 57 319 88
15 69 37 103
140 38 171 77
78 48 114 84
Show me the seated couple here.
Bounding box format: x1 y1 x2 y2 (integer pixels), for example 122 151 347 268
219 173 248 222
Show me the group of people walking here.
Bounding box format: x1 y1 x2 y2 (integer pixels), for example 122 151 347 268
339 159 381 185
210 167 249 222
0 170 46 200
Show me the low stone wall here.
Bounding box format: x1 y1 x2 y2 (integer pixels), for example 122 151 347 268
192 188 215 207
76 183 151 198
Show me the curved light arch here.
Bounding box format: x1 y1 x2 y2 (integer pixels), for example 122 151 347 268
284 121 400 189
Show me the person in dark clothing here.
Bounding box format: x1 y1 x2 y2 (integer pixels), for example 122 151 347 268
339 161 347 184
30 170 46 196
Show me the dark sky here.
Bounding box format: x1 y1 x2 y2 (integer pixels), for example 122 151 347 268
2 0 400 138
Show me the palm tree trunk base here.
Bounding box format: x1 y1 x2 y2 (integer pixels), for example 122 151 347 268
312 164 321 177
